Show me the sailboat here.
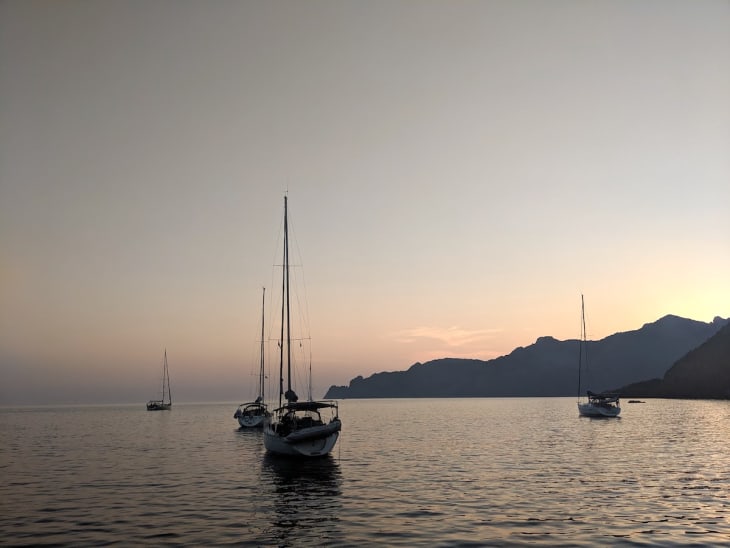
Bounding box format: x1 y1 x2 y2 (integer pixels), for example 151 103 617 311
263 195 341 457
234 287 271 428
576 295 620 418
146 349 172 411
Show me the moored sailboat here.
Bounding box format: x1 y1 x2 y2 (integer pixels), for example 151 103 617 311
576 295 620 418
234 287 271 428
263 195 341 457
147 349 172 411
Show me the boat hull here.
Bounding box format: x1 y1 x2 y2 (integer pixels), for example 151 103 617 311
263 419 341 457
146 402 171 411
578 402 621 418
234 402 269 428
238 414 266 428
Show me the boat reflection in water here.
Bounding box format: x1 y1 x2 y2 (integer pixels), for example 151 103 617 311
260 454 343 546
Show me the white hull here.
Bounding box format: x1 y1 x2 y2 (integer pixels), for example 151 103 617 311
263 420 340 457
238 414 265 428
264 198 342 457
578 402 621 418
234 401 269 428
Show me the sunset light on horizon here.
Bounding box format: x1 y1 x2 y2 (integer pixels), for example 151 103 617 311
1 1 728 405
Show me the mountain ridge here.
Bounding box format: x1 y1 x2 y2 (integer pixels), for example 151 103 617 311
616 320 730 399
325 315 729 399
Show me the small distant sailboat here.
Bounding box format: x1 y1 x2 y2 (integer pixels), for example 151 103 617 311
147 349 172 411
263 195 341 457
576 295 620 418
234 287 271 428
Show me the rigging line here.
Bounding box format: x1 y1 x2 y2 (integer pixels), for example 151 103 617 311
289 260 314 399
281 200 316 402
258 286 266 399
165 354 170 402
265 267 280 403
243 292 264 401
280 195 289 405
286 209 313 340
266 198 286 325
308 342 313 401
580 295 588 374
293 270 312 342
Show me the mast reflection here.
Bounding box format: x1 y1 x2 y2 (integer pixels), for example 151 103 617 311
260 454 343 546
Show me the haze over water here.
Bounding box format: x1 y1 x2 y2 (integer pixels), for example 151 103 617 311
3 398 729 545
2 1 728 406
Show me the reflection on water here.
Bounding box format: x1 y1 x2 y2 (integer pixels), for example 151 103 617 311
260 454 343 547
2 400 730 545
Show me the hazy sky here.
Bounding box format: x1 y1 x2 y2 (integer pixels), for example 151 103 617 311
1 1 728 405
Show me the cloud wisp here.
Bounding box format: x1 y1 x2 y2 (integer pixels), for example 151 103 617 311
392 325 505 362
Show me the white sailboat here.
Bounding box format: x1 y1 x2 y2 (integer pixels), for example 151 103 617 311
234 287 271 428
576 295 621 418
263 195 341 457
146 349 172 411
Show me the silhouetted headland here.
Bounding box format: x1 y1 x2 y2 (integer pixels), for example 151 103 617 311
325 315 729 399
616 320 730 399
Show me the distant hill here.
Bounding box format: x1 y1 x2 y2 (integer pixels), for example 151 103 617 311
617 321 730 399
325 315 729 399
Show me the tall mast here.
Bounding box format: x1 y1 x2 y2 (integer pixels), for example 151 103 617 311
577 295 584 397
284 195 293 401
164 348 171 405
279 199 286 407
259 287 265 399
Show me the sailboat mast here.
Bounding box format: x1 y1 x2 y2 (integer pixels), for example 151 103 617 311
164 348 171 405
260 287 265 399
279 200 286 408
577 295 585 397
284 196 293 401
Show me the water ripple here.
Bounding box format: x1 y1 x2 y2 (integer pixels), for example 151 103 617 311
2 399 730 545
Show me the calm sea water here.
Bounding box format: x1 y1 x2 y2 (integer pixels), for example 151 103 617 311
2 398 730 546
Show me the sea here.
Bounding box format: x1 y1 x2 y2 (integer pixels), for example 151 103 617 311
1 398 729 546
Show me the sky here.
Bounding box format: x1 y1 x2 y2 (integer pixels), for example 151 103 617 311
1 0 728 405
